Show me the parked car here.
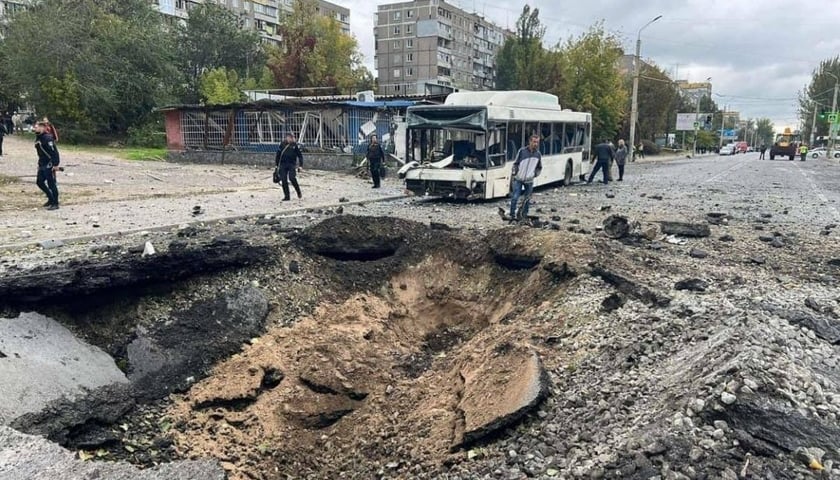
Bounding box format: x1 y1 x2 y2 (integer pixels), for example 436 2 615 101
747 146 754 152
809 147 840 159
734 141 749 154
719 144 735 155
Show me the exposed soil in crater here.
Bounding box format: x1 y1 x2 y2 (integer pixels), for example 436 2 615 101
166 219 591 479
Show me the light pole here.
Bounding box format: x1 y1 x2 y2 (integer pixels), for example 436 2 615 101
629 14 662 162
827 72 839 155
693 76 711 156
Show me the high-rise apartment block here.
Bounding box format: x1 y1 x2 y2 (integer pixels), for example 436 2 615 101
152 0 349 43
374 0 511 95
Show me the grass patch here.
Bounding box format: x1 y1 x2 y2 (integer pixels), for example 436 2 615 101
59 144 167 162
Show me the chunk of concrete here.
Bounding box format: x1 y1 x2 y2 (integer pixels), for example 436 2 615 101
452 346 549 449
0 312 128 425
658 221 711 238
0 425 224 480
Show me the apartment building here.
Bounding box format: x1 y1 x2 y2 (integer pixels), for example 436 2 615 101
0 0 26 24
153 0 349 43
374 0 511 96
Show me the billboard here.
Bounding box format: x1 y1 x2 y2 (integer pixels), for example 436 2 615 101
722 129 738 140
676 113 713 131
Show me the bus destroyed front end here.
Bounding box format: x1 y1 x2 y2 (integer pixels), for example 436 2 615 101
401 161 489 199
400 105 502 200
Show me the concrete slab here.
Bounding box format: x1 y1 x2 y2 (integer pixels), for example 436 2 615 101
0 312 128 425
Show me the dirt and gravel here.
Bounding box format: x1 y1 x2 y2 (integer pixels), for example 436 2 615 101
2 149 840 479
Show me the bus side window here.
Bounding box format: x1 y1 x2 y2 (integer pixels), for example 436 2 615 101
539 123 551 155
552 123 564 154
507 121 523 161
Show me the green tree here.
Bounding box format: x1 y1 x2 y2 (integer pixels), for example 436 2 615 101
755 117 775 146
799 56 839 143
179 3 263 103
269 0 365 94
1 0 178 139
199 68 244 105
551 24 627 142
495 5 556 91
633 62 679 142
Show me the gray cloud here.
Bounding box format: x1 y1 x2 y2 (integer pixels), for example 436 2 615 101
339 0 840 130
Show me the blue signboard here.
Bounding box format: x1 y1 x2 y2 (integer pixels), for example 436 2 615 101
722 129 737 139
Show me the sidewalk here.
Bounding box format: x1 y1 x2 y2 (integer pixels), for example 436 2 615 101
0 135 404 248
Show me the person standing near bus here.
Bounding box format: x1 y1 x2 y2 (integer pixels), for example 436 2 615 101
615 139 628 181
799 143 808 162
759 144 766 160
508 134 542 219
587 138 615 185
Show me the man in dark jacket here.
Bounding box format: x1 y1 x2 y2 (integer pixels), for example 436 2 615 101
587 138 614 185
366 134 386 188
34 121 60 209
275 133 303 201
0 119 5 156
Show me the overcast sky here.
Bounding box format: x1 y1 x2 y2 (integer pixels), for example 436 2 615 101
338 0 840 132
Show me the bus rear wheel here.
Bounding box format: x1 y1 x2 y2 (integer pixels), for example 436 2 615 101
770 154 775 160
561 162 573 186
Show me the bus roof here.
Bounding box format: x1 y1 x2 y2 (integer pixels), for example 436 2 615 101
445 90 562 110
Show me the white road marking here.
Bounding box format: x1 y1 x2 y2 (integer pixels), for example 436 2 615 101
794 163 840 220
703 158 747 184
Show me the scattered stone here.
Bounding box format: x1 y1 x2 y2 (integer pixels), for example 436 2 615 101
720 392 737 405
649 241 664 251
795 447 826 470
770 238 785 248
289 261 301 274
142 241 156 257
758 235 774 242
750 256 766 265
599 206 611 212
605 193 615 199
649 195 663 201
689 248 708 259
659 221 711 238
430 222 452 231
550 216 561 222
39 239 64 250
590 265 671 307
675 278 708 292
829 259 840 267
335 205 344 214
602 215 630 239
601 293 626 312
338 197 349 203
718 234 735 242
706 212 729 225
760 213 772 218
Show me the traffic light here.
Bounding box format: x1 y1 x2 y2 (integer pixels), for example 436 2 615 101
819 108 828 120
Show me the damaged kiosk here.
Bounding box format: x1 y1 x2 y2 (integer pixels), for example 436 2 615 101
399 90 592 199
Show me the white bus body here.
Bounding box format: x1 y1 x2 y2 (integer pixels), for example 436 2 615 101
400 90 592 199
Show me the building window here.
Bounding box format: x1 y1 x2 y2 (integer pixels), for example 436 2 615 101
407 10 413 18
394 69 401 78
407 68 413 77
393 40 401 48
393 11 401 20
407 53 413 62
406 39 413 48
406 24 412 34
393 26 400 34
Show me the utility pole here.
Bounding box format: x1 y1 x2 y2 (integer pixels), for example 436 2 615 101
692 95 701 155
828 72 839 155
629 15 662 162
719 105 726 150
810 105 818 147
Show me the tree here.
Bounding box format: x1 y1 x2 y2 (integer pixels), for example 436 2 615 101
799 56 839 143
268 0 366 94
179 3 264 103
1 0 179 139
495 5 556 91
200 68 244 105
755 118 775 146
633 62 679 142
551 24 627 142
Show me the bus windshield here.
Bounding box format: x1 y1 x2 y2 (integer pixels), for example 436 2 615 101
406 128 503 169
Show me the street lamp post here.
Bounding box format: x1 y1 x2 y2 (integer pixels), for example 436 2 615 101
629 15 662 162
827 72 839 155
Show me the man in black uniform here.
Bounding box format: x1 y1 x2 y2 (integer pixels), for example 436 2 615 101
275 133 303 201
587 138 615 185
0 118 5 156
366 134 385 188
34 121 60 209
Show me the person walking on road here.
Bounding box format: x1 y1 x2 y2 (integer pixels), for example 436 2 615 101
366 134 386 189
759 144 766 160
508 134 543 220
34 121 61 209
0 120 6 156
637 143 645 160
275 133 303 201
799 143 808 162
615 139 628 181
587 138 615 185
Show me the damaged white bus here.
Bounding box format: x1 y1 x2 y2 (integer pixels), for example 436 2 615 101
399 90 591 200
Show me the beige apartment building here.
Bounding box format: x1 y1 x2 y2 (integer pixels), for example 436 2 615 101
374 0 511 95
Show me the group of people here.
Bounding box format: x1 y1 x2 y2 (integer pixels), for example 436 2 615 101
273 132 386 200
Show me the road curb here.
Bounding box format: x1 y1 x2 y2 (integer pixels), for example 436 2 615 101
0 194 407 253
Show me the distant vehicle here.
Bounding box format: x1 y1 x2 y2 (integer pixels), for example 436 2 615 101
400 90 592 199
734 141 748 154
719 144 735 155
747 146 754 152
809 147 840 159
770 127 800 160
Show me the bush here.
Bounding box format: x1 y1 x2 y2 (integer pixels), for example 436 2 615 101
640 139 660 155
127 119 166 148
